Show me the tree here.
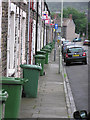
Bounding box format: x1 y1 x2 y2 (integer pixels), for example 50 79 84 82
88 23 90 40
51 7 87 36
63 7 87 36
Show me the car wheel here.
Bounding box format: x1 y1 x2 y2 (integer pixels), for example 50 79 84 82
64 58 65 62
66 62 70 66
84 60 87 65
83 60 87 65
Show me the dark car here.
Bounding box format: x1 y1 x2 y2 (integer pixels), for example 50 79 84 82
62 42 75 59
65 47 87 66
62 42 73 54
83 40 90 46
73 38 82 42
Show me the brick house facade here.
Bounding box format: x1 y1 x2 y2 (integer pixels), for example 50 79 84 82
0 0 52 78
0 0 2 77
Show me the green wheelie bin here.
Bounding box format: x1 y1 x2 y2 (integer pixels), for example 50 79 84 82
43 45 52 52
41 49 51 64
20 64 42 98
0 77 28 118
0 90 8 119
36 51 47 64
34 55 45 76
48 42 54 49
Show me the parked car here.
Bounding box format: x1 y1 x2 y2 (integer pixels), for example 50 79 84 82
62 40 70 55
73 38 82 42
62 42 75 58
62 40 70 46
83 40 90 46
65 46 87 65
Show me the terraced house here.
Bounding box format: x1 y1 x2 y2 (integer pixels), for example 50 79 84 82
0 0 53 78
55 14 79 41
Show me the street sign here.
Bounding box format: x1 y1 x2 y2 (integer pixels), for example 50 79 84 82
55 24 58 29
42 11 48 20
45 16 50 25
45 19 50 24
50 23 55 26
53 28 55 32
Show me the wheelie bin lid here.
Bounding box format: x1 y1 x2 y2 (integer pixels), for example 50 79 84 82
41 49 51 52
20 64 42 71
34 55 45 59
45 45 51 48
0 77 28 85
36 51 46 54
0 90 8 102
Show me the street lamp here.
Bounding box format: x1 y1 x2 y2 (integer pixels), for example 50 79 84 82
59 0 63 74
61 0 63 28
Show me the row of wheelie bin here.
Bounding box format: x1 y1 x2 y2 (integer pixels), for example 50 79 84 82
0 65 41 119
34 41 55 76
0 41 55 119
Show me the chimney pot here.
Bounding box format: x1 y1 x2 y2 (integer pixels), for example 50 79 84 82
69 14 72 20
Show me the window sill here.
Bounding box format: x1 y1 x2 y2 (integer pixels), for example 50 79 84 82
8 69 15 77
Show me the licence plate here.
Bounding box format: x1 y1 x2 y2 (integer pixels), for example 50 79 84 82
73 54 79 57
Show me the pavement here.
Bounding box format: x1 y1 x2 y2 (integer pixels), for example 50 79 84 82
19 45 68 118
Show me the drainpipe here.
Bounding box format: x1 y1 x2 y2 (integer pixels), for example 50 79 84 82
43 2 45 47
15 13 19 77
27 0 30 64
7 0 11 77
35 1 38 54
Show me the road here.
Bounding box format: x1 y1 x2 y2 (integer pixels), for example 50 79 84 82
64 42 88 111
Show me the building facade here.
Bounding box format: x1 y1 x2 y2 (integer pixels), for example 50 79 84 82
0 0 52 78
55 14 79 41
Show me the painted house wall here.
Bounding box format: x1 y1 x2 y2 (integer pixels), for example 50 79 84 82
66 19 75 41
2 2 8 76
1 1 51 77
1 2 28 77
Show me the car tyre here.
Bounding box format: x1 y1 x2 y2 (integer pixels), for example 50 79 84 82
66 62 70 66
84 60 87 65
83 60 87 65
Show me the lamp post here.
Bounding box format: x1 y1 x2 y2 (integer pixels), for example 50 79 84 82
59 0 63 74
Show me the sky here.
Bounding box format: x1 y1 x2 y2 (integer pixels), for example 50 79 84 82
2 0 90 2
46 0 89 2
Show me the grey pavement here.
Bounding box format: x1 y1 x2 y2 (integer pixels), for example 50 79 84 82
19 45 68 118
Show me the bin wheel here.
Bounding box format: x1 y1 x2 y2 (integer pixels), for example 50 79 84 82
43 71 46 75
22 90 26 97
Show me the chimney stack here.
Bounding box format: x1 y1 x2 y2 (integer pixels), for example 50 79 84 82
69 14 72 20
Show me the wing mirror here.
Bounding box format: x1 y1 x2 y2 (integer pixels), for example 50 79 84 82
73 110 87 119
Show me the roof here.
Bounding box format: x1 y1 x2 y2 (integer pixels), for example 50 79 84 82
55 18 74 27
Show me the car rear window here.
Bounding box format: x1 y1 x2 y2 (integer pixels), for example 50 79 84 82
67 47 83 53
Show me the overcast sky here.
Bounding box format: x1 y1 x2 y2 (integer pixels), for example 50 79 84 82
46 0 89 2
2 0 90 2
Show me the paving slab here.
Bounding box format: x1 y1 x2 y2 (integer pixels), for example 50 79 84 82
19 46 68 118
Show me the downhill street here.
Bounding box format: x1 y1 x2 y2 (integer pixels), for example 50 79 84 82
64 42 88 111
